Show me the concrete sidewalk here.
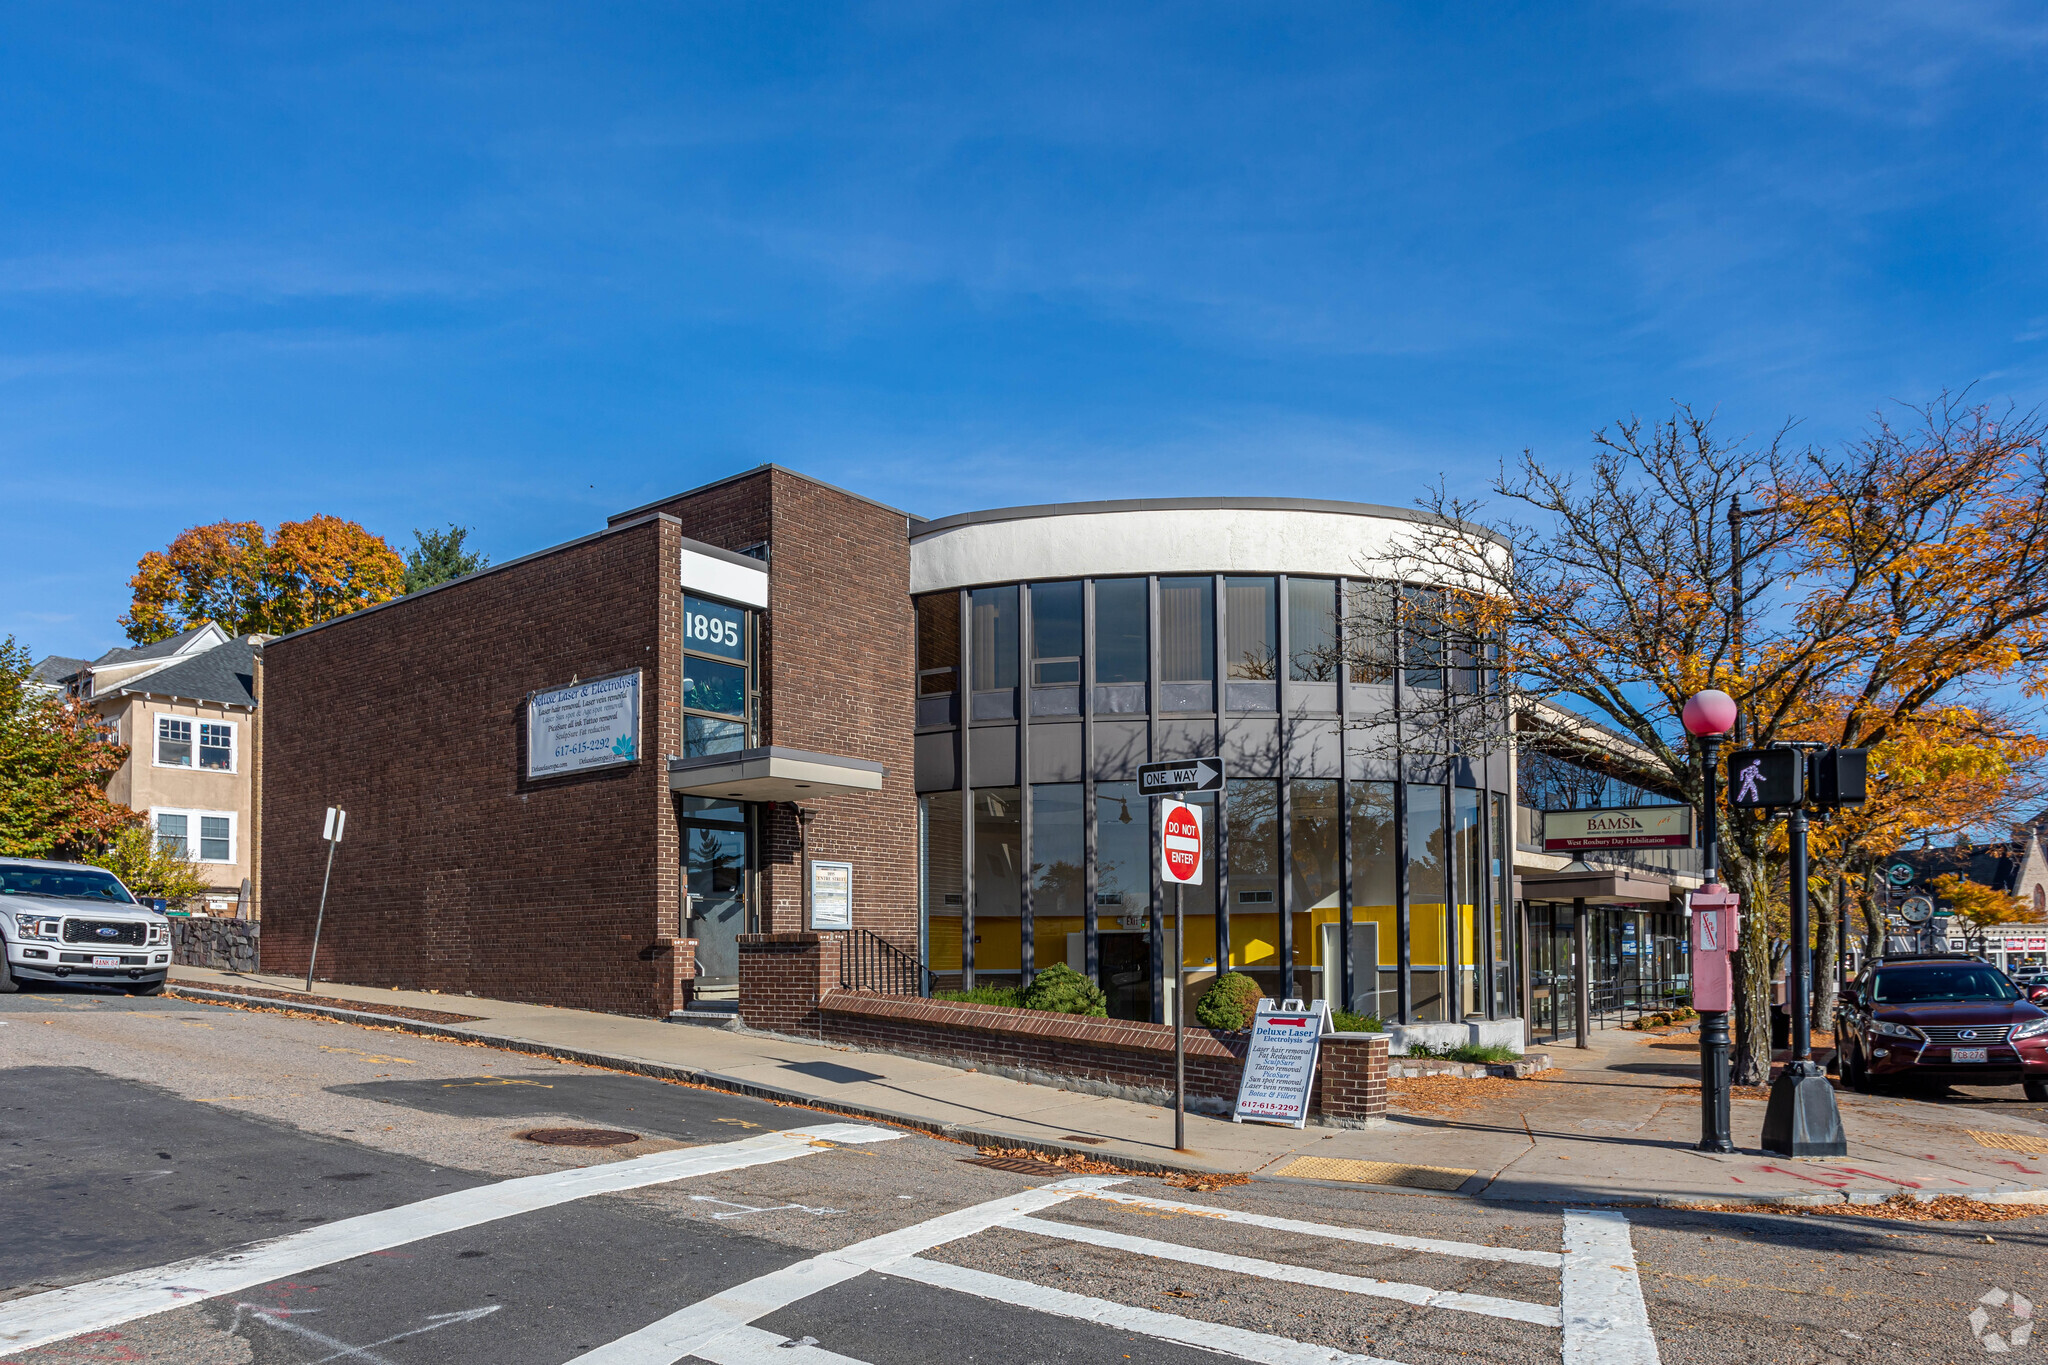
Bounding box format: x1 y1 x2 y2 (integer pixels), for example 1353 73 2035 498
167 965 2048 1208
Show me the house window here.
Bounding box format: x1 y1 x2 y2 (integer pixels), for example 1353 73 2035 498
199 722 234 771
157 718 192 767
155 812 188 856
153 809 234 864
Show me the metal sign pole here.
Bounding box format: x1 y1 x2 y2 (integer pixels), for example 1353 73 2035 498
1174 788 1186 1153
306 806 344 993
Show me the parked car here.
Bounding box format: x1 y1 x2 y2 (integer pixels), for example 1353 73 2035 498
1836 954 2048 1100
2011 963 2048 989
0 857 171 994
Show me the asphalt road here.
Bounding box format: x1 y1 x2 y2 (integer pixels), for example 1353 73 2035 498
4 984 2046 1364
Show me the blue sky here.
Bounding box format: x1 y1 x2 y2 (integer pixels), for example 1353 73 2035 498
6 2 2048 663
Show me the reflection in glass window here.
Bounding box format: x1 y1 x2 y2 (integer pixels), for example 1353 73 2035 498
971 587 1019 691
1158 578 1214 683
1094 782 1148 919
683 595 748 662
1291 780 1341 912
922 795 965 982
1492 791 1514 1017
916 593 960 697
1288 579 1336 681
1409 784 1449 1020
1403 586 1444 690
1345 580 1397 683
685 715 746 757
683 657 748 716
157 717 192 767
683 796 747 824
1031 783 1084 915
1030 582 1083 686
973 786 1023 920
1225 578 1277 680
1226 778 1279 977
199 723 233 770
1454 787 1482 1018
1094 579 1148 684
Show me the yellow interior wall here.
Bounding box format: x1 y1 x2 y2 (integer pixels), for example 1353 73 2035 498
926 905 1482 973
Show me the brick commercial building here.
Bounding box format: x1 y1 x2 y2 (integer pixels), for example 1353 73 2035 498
261 467 1520 1035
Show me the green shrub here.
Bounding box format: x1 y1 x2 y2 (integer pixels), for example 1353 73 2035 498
1402 1041 1523 1064
1020 963 1108 1017
1330 1011 1384 1033
1195 971 1263 1031
933 984 1025 1009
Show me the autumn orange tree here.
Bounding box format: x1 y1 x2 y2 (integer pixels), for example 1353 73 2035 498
1401 393 2048 1083
121 516 405 643
0 637 138 857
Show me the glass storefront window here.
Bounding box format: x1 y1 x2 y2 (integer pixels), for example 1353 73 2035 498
1288 579 1337 682
1225 577 1276 680
685 715 746 757
683 592 753 756
1030 582 1083 685
1454 787 1482 1020
1093 578 1148 715
1348 781 1396 1019
916 593 960 697
684 595 748 661
1031 782 1085 917
1226 778 1279 980
971 586 1020 692
1409 784 1448 1020
1095 781 1148 922
1345 579 1396 684
1159 577 1214 713
972 786 1022 978
922 795 964 988
1491 792 1513 1017
1291 779 1339 1005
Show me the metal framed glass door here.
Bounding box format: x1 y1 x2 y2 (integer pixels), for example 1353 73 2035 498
681 798 750 996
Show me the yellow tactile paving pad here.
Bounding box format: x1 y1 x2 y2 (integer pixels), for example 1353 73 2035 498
1969 1130 2048 1154
1275 1156 1477 1190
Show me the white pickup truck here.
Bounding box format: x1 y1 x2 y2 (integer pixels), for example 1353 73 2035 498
0 857 173 994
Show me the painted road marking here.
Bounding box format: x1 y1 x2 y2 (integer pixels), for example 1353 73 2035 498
885 1256 1400 1365
1079 1190 1565 1267
564 1178 1127 1365
565 1179 1656 1365
1560 1209 1659 1365
0 1122 902 1356
1005 1214 1561 1327
227 1302 500 1364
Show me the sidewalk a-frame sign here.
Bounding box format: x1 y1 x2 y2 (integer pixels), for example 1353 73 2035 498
1231 998 1333 1129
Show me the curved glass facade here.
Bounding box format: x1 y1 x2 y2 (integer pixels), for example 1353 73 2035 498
913 572 1514 1025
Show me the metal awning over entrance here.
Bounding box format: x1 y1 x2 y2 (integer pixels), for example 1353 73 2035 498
668 746 885 803
1517 867 1676 906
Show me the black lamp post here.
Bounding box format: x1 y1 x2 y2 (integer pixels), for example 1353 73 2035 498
1682 690 1737 1153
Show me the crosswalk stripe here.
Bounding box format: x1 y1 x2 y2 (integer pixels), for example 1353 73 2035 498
1006 1214 1562 1327
561 1177 1127 1365
883 1257 1404 1365
0 1122 901 1357
1076 1190 1565 1267
695 1324 874 1365
1560 1210 1661 1365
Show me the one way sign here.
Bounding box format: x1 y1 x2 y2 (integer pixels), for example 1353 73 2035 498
1136 757 1225 796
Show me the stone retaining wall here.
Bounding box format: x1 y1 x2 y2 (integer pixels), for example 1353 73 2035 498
737 931 1387 1127
170 917 259 972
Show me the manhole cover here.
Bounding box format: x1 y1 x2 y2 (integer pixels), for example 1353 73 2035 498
519 1128 642 1148
961 1156 1061 1175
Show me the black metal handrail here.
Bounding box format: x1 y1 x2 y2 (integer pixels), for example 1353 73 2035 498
838 927 926 996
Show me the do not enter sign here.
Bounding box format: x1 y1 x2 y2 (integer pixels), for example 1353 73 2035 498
1161 800 1204 885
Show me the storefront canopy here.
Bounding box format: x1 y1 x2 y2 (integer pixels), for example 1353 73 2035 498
668 746 885 803
1517 866 1676 907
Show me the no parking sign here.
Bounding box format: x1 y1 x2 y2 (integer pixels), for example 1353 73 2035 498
1160 801 1203 885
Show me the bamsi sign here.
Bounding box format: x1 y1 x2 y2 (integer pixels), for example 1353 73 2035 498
1542 804 1693 852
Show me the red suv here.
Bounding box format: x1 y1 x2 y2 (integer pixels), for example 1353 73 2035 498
1836 955 2048 1100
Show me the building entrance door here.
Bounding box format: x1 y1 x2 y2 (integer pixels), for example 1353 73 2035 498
681 799 750 998
1099 931 1153 1022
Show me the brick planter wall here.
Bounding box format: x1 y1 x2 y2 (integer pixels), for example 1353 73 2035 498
171 917 259 972
736 933 1385 1126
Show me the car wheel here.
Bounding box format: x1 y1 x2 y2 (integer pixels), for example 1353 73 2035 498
1846 1043 1875 1094
127 976 166 997
2025 1079 2048 1104
0 954 19 995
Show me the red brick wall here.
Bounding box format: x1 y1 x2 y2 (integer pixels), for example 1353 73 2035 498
260 515 681 1017
624 468 919 953
739 932 1386 1124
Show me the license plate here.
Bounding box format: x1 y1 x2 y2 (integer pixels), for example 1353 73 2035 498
1953 1047 1989 1064
92 955 121 968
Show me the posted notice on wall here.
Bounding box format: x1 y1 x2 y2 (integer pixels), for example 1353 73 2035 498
1232 998 1332 1129
527 671 641 779
809 860 854 930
